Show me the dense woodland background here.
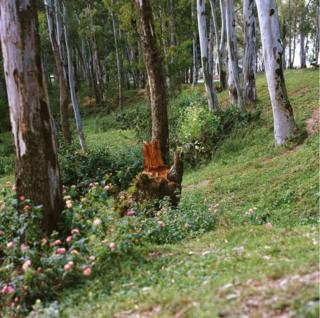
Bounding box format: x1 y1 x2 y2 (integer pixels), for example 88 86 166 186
0 0 319 317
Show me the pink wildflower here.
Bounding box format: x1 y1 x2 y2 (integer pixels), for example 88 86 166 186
109 242 116 251
66 199 73 209
83 267 92 276
126 209 136 217
64 261 74 271
71 229 79 235
6 241 14 249
1 285 15 295
66 236 73 243
23 205 30 211
50 239 62 247
22 260 32 272
19 196 25 201
56 248 66 255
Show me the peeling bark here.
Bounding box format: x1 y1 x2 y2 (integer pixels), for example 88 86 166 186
0 0 63 233
135 0 169 162
44 0 71 143
225 0 243 108
243 0 257 104
255 0 296 145
197 0 219 111
63 2 87 152
219 0 227 90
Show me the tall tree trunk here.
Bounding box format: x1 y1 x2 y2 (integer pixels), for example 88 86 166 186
0 0 63 233
111 7 123 110
219 0 227 90
197 0 219 111
300 32 306 68
225 0 243 108
88 0 104 104
242 0 257 104
209 0 223 88
208 16 214 76
288 0 292 68
316 5 320 63
291 15 297 68
192 0 199 86
63 2 87 152
135 0 169 162
44 0 71 143
255 0 296 145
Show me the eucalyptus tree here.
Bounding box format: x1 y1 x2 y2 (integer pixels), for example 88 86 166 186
225 0 242 108
135 0 169 162
44 0 71 143
209 0 225 90
218 0 227 90
196 0 219 111
63 1 87 152
255 0 296 145
242 0 257 103
0 0 63 233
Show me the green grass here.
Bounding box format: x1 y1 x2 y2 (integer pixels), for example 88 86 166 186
1 69 319 317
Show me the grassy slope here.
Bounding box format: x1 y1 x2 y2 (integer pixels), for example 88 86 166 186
0 69 318 317
56 69 319 317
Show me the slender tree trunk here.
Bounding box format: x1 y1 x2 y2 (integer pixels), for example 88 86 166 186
255 0 296 145
291 15 297 68
316 5 320 63
197 0 219 111
208 16 214 76
192 0 199 86
111 7 123 110
0 0 63 233
300 33 306 68
288 0 292 68
63 2 87 152
209 0 223 88
135 0 169 162
242 0 257 104
219 0 227 90
44 0 71 143
225 0 243 108
88 0 104 104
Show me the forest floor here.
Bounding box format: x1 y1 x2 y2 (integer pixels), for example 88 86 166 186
0 69 319 317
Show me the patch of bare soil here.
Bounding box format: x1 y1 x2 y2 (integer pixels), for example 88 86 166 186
185 179 210 191
306 108 320 136
218 271 320 318
113 306 161 318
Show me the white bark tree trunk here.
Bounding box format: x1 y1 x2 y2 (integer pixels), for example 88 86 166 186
209 0 223 88
225 0 242 108
255 0 296 145
300 32 306 68
197 0 219 111
243 0 257 103
0 0 63 233
219 0 227 89
192 0 199 86
63 2 87 152
111 7 123 110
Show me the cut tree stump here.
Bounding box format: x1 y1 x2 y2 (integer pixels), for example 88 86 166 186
115 140 184 216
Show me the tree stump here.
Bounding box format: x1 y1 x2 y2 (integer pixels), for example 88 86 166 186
115 140 184 216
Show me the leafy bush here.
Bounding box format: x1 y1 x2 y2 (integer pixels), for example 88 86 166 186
0 189 96 316
58 143 143 194
115 102 151 141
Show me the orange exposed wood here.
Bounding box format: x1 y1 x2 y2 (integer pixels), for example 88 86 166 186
143 140 169 177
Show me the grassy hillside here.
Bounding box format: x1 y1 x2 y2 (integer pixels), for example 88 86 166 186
1 69 319 317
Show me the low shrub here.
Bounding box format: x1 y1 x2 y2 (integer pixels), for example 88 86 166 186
0 189 96 316
58 143 143 194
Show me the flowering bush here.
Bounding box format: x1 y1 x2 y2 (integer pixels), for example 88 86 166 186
0 189 96 316
0 180 215 316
